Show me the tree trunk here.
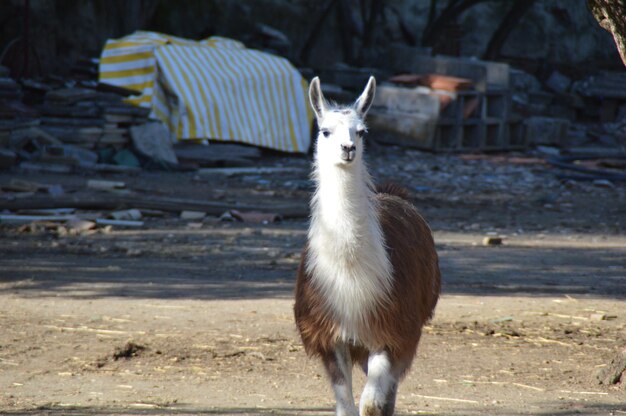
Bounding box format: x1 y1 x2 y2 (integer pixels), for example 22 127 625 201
422 0 488 47
361 0 383 48
588 0 626 67
483 0 536 61
298 0 337 66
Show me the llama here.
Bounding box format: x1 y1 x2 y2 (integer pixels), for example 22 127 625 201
294 76 441 416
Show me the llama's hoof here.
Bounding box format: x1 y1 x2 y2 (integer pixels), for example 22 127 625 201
360 402 384 416
336 407 358 416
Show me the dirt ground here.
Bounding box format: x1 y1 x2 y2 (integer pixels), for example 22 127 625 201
0 145 625 415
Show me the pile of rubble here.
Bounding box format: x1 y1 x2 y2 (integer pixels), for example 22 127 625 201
0 64 153 172
0 63 278 173
317 52 626 153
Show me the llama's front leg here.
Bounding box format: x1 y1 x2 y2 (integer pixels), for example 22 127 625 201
322 343 358 416
359 351 401 416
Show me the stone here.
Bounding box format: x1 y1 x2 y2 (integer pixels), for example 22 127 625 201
589 313 607 321
483 236 503 246
368 86 440 150
9 127 63 150
524 117 570 146
86 179 126 190
0 148 17 169
109 209 143 221
130 122 178 166
545 71 572 93
593 179 615 189
66 219 96 233
596 346 626 387
180 210 206 220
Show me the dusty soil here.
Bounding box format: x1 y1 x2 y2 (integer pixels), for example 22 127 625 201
0 145 625 415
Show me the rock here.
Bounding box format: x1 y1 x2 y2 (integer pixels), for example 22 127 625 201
368 85 440 149
596 346 626 387
5 179 44 192
45 88 100 105
64 145 98 164
86 179 126 191
113 148 141 168
525 117 570 146
109 209 143 221
589 313 607 321
536 145 561 156
545 71 572 93
483 236 503 246
174 143 261 167
592 179 615 189
18 161 72 174
510 68 542 92
0 148 17 169
46 184 65 196
95 218 144 228
130 122 178 166
9 127 63 150
66 219 96 233
230 209 282 223
180 210 206 220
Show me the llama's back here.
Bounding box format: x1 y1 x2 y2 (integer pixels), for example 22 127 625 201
376 182 411 200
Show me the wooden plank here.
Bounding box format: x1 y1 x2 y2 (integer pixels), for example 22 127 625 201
174 143 262 167
0 214 78 224
87 180 126 190
95 218 144 227
41 117 104 127
40 105 102 118
0 194 309 218
196 167 304 176
176 143 262 159
45 88 101 104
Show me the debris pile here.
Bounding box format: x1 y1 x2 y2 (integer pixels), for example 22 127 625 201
574 71 626 123
320 56 522 152
0 64 157 173
315 54 626 153
40 86 150 150
0 174 301 233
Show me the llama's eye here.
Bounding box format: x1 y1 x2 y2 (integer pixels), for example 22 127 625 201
321 129 330 138
356 129 365 138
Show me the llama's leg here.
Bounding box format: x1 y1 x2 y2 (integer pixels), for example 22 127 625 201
322 343 358 416
359 351 404 416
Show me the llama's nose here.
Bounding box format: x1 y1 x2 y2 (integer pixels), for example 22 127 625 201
341 144 356 153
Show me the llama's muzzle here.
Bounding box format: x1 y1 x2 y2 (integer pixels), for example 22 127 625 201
341 144 356 162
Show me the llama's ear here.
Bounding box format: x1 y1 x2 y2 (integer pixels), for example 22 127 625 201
309 77 326 121
355 76 376 117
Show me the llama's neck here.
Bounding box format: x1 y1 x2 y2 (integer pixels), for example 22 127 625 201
310 159 375 235
307 157 393 344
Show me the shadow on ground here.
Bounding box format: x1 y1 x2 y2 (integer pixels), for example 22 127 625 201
0 243 624 300
3 402 625 416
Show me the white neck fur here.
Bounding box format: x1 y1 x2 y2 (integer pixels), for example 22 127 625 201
306 148 393 346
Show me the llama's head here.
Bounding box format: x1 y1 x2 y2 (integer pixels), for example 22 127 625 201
309 76 376 167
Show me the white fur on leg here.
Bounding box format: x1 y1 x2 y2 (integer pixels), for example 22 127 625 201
333 345 358 416
359 352 396 416
333 383 359 416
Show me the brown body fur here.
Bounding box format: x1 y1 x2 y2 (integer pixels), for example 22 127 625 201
294 189 441 374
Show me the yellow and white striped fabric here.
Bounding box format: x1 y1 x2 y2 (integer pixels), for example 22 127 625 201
99 31 312 153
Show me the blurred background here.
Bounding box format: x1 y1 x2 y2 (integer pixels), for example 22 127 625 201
0 0 622 78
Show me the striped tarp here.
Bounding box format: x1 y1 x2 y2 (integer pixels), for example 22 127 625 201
99 31 312 153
